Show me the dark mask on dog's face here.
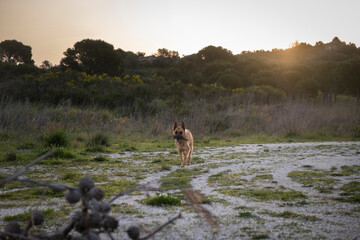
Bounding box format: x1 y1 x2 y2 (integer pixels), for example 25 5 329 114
173 121 186 142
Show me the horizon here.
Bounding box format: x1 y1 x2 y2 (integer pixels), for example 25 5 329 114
1 0 360 65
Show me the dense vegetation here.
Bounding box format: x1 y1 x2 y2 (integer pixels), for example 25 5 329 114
1 37 360 139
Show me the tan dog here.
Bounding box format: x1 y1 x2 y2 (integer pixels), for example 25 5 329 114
172 121 194 167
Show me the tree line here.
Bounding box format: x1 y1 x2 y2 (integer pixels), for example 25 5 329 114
1 37 360 113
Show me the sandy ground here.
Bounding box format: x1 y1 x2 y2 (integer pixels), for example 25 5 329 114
1 141 359 239
111 142 360 240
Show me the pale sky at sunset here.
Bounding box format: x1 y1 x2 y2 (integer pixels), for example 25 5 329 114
1 0 359 65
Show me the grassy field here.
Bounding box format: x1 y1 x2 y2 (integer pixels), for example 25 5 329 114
0 99 359 239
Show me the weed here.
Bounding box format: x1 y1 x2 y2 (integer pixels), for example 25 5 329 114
143 193 181 206
238 211 253 218
93 155 109 162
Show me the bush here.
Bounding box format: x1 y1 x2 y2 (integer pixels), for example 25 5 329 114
87 133 110 147
43 129 69 147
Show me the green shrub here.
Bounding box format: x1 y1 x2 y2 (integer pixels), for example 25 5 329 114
87 133 110 147
143 193 181 206
43 129 69 147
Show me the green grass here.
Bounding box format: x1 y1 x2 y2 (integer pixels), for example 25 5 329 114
238 211 254 218
218 188 307 202
337 181 360 203
208 170 247 186
97 179 138 196
143 193 181 206
160 167 205 190
0 188 64 201
253 174 273 181
3 208 67 222
265 210 320 221
288 170 338 193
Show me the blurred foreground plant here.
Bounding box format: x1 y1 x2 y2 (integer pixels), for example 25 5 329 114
0 149 183 240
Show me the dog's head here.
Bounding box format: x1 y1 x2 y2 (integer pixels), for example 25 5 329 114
172 121 187 142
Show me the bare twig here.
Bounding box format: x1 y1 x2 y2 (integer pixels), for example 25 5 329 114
0 149 57 187
139 213 182 240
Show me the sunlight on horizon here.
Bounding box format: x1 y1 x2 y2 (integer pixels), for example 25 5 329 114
1 0 360 65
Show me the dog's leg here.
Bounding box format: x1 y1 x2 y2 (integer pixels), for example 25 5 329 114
186 149 192 165
186 142 193 165
179 150 185 167
188 150 191 165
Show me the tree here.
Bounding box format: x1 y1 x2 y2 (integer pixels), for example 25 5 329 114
0 40 33 64
60 39 123 75
198 45 233 63
336 58 360 104
40 60 53 70
156 48 179 59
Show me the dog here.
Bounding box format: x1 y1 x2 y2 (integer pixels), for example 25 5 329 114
172 121 194 167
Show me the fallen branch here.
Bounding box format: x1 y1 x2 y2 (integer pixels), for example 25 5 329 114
183 189 219 228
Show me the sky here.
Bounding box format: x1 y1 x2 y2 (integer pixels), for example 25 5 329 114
1 0 359 65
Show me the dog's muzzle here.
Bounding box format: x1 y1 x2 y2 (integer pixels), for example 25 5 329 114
173 135 187 142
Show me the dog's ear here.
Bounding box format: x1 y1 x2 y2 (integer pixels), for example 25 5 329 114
173 121 178 131
181 121 186 130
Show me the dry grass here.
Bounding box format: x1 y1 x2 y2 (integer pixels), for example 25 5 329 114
1 98 359 139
